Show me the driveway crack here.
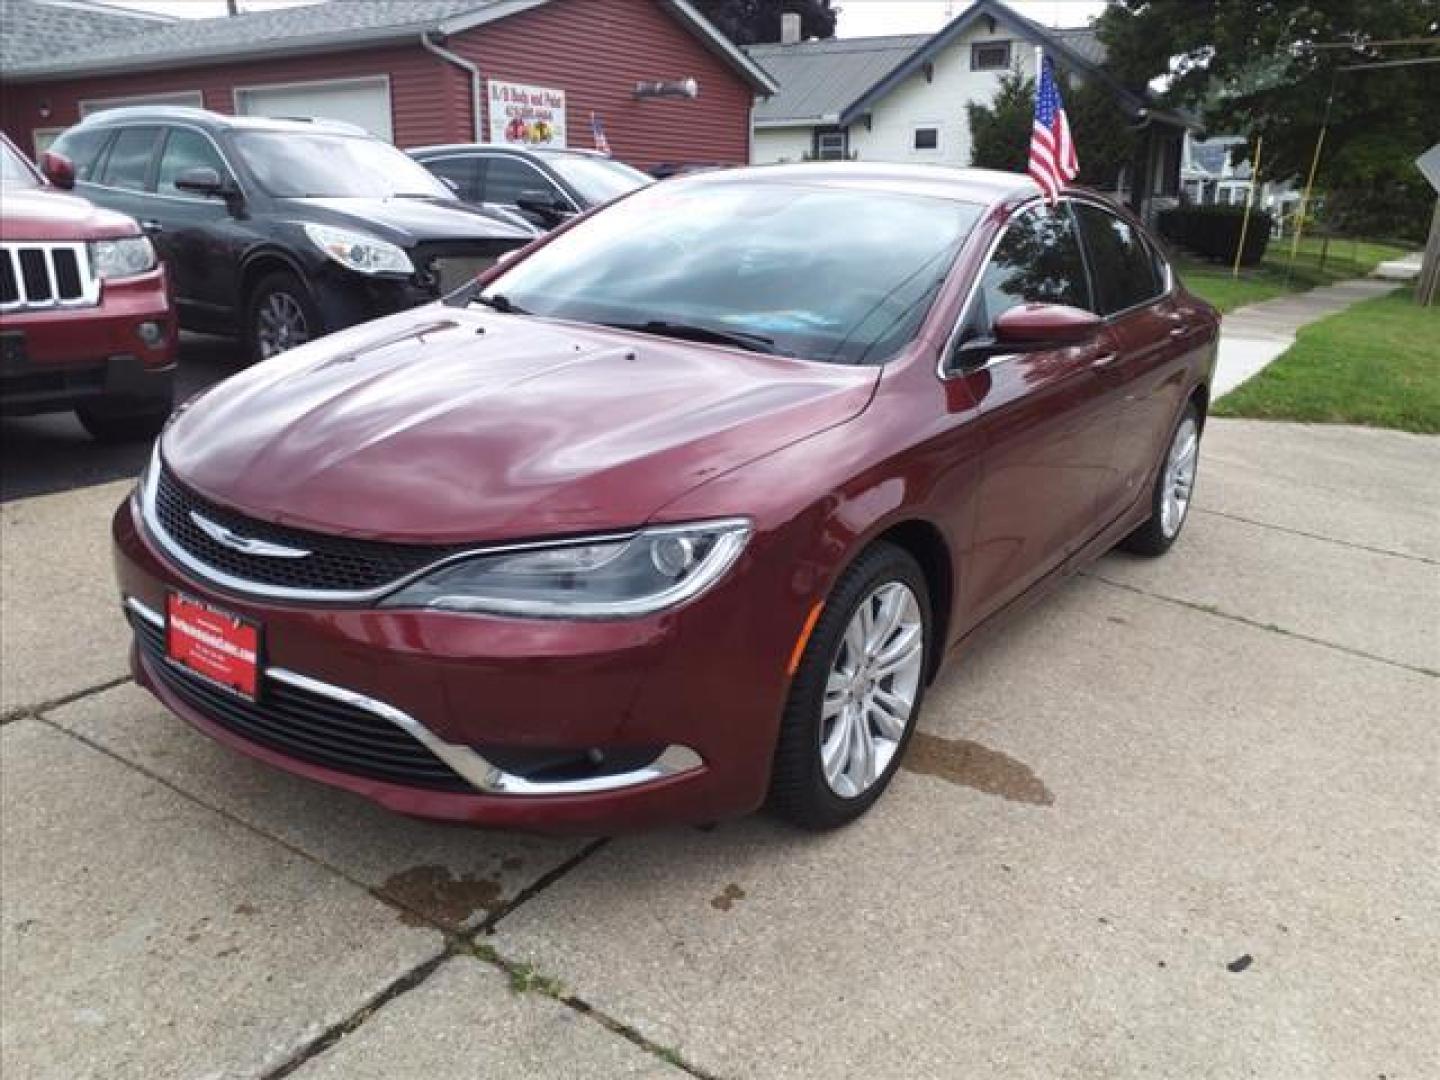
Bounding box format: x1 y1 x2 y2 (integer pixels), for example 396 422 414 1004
1082 572 1438 679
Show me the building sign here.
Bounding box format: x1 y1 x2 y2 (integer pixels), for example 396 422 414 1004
488 80 566 148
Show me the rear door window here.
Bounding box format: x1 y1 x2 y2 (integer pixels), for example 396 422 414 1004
98 126 162 192
970 202 1092 332
155 127 232 197
1073 203 1163 315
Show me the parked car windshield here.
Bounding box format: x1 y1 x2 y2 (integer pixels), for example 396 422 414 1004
537 152 652 204
234 131 452 199
482 178 983 365
1 140 42 190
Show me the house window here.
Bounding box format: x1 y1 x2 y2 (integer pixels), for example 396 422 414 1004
814 127 848 160
971 41 1012 71
913 126 939 152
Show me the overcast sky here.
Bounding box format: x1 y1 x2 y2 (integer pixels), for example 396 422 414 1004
97 0 1109 36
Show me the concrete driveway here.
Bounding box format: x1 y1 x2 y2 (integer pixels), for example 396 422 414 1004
2 418 1436 1079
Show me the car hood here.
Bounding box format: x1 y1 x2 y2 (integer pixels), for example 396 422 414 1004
163 305 879 544
282 196 537 247
0 188 142 241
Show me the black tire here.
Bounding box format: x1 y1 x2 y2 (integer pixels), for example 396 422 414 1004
75 394 172 443
767 542 932 830
244 270 321 365
1119 401 1203 556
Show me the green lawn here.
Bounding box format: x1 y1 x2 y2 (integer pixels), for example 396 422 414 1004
1214 290 1440 434
1175 236 1415 313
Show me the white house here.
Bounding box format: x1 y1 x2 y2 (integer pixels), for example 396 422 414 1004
746 0 1193 219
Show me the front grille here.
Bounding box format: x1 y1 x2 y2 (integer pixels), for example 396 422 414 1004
0 243 99 312
153 466 465 595
131 611 473 792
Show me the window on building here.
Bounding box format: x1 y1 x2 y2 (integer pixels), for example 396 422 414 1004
814 127 848 160
913 126 939 152
98 126 161 192
971 41 1012 71
156 128 232 198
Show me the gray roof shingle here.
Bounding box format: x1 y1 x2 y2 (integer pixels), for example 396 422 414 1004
0 0 169 69
747 34 930 124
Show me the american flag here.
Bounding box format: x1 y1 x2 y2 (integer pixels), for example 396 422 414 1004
591 112 611 156
1029 54 1078 204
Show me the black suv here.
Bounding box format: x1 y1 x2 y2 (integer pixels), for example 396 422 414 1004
411 144 651 230
47 108 536 363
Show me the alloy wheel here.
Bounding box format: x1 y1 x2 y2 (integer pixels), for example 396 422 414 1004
256 291 310 359
819 581 925 798
1160 416 1198 539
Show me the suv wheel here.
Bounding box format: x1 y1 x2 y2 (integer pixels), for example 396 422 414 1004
75 393 173 443
245 270 320 364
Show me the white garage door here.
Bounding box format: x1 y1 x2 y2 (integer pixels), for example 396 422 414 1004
234 77 393 142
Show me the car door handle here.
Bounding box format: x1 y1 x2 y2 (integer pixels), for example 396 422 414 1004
140 220 164 234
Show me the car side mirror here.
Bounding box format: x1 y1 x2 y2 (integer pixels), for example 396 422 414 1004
953 303 1101 369
174 166 226 197
40 151 75 190
515 188 570 222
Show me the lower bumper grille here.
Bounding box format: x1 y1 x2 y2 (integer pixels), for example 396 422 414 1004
129 610 473 793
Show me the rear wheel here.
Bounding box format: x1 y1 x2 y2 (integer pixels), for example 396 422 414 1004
768 543 931 830
1119 401 1202 556
75 393 172 443
244 270 320 364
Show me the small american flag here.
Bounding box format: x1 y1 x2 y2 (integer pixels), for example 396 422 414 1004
1029 54 1078 204
591 112 611 156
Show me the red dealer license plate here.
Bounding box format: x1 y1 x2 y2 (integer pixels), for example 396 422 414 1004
166 593 261 700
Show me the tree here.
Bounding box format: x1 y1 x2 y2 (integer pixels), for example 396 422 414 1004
1096 0 1440 242
968 72 1135 190
690 0 837 46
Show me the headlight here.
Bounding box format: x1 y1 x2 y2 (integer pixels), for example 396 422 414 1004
303 223 414 275
380 519 751 618
89 236 156 279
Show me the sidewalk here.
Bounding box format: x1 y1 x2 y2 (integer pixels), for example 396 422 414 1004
1213 277 1400 398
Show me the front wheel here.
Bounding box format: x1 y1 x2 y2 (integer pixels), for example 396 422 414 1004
1119 401 1202 556
244 270 320 365
768 543 931 830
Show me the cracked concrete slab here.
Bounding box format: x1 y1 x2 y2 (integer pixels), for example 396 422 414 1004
1197 420 1440 563
1095 511 1438 673
1 481 133 712
290 955 685 1079
0 719 444 1080
493 578 1440 1079
47 683 589 930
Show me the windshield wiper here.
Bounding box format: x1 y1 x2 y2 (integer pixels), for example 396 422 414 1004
601 320 776 354
471 293 529 315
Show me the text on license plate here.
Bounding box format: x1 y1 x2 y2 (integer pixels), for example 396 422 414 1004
166 593 260 700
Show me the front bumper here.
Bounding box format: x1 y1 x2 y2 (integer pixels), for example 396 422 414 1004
113 494 799 832
0 267 176 415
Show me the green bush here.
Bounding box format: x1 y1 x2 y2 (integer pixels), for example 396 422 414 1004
1157 206 1274 266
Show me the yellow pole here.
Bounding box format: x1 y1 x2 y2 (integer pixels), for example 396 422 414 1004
1232 135 1263 279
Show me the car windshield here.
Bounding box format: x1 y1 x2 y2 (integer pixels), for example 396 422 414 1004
480 178 983 366
234 131 451 198
1 140 42 190
538 152 652 205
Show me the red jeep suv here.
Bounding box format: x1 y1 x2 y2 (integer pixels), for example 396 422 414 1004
1 133 176 440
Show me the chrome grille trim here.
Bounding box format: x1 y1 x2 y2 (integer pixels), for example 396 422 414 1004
125 595 704 796
0 242 100 312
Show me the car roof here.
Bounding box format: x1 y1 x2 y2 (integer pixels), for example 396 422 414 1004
666 161 1040 206
76 106 370 137
409 143 612 161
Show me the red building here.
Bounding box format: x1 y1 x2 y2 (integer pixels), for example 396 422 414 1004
0 0 776 171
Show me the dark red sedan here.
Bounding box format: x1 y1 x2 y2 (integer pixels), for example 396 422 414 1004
113 164 1218 832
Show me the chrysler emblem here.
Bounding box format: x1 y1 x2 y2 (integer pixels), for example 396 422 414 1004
189 511 311 559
